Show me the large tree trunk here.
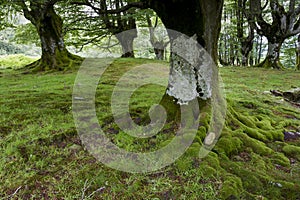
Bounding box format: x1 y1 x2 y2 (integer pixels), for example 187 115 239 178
257 40 284 69
296 35 300 70
22 3 81 71
115 28 137 58
148 0 224 121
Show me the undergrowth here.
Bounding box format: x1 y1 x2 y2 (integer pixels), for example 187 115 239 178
0 58 299 199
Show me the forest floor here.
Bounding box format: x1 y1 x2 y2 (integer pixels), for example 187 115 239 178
0 58 300 199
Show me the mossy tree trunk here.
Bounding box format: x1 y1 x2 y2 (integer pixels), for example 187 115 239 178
249 0 300 69
257 40 284 69
296 34 300 70
148 0 224 121
237 0 255 66
18 1 81 71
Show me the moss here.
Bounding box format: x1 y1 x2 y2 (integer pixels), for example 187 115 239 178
270 152 291 167
236 134 273 156
198 165 217 178
214 136 243 157
254 56 284 69
250 153 268 173
282 145 300 161
256 120 273 131
175 143 201 171
219 175 243 200
243 127 268 142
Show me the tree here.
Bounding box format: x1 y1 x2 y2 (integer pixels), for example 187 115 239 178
297 34 300 70
14 0 82 71
237 0 255 66
142 0 224 125
248 0 300 69
219 0 240 66
71 0 141 58
145 11 169 60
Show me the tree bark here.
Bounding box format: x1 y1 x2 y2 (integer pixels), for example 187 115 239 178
257 40 284 69
296 34 300 70
146 15 168 60
237 0 255 66
148 0 224 120
21 2 81 71
249 0 300 69
115 28 137 58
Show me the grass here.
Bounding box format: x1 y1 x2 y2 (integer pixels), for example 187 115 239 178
0 54 38 69
0 57 300 199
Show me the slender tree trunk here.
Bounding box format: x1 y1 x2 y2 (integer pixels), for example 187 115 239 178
296 35 300 70
257 36 263 64
24 5 81 71
257 40 284 69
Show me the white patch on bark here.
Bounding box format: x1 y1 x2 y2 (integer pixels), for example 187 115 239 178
268 42 280 62
166 35 212 105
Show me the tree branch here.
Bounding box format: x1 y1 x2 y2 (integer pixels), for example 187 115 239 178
71 1 146 15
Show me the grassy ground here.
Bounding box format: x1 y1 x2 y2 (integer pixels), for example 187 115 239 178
0 58 300 199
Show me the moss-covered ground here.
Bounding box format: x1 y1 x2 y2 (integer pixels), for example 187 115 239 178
0 58 300 199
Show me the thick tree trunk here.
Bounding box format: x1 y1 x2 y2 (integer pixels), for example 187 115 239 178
115 29 137 58
149 0 224 120
257 41 283 69
25 5 81 71
296 35 300 70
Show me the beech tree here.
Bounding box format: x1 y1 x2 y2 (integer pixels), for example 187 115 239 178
249 0 300 69
237 0 255 66
146 0 224 116
14 0 82 71
145 12 169 60
297 34 300 70
71 0 141 58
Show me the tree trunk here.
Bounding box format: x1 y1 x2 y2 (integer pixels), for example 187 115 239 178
115 28 137 58
146 15 167 60
148 0 224 121
296 35 300 70
257 40 283 69
24 4 81 71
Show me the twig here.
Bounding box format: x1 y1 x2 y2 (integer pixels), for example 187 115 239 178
8 186 22 199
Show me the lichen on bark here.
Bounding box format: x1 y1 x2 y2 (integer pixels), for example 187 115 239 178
166 35 212 105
